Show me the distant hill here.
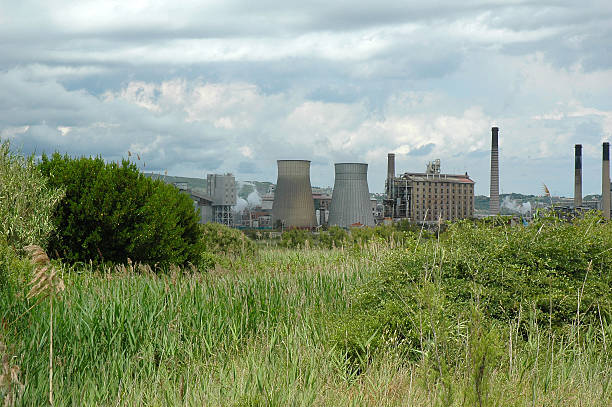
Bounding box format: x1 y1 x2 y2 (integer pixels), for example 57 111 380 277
144 173 207 192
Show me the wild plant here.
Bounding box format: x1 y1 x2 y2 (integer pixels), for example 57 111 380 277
23 245 64 406
0 338 24 407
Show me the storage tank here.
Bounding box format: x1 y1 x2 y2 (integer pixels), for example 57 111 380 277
272 160 317 228
328 163 375 228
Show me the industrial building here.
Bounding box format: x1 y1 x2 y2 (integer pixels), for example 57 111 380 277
328 163 375 227
384 155 475 223
272 160 317 229
312 189 332 226
172 173 236 226
206 174 236 226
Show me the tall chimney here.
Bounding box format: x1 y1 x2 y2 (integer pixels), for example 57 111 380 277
387 153 395 199
603 142 610 220
574 144 582 208
489 127 500 215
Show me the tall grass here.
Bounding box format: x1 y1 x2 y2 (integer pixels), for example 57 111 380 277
2 242 611 406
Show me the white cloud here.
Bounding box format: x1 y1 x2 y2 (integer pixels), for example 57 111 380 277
1 0 612 197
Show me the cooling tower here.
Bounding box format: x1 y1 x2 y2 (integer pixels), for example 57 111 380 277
272 160 317 228
574 144 582 208
328 163 375 228
489 127 500 215
603 142 610 220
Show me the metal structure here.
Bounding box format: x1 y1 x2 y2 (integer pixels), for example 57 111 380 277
328 163 375 228
489 127 500 215
272 160 317 228
574 144 582 208
207 173 236 226
603 142 610 220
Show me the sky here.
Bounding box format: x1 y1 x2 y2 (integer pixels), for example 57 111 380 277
1 1 611 196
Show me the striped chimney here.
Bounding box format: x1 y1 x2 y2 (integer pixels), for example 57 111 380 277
574 144 582 208
603 142 610 220
489 127 500 215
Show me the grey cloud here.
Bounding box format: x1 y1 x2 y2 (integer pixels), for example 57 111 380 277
409 143 436 156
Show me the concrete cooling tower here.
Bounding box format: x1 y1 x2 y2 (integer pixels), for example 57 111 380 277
328 163 375 228
272 160 317 228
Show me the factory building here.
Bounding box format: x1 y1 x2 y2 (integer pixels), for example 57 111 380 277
384 155 475 223
206 173 236 226
312 190 332 226
170 173 236 226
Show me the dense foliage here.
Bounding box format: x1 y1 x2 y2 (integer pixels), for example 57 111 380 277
279 225 417 249
335 213 612 365
0 140 64 249
38 153 202 266
199 223 257 269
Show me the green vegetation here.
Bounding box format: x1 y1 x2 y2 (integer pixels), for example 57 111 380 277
199 223 257 269
38 153 201 266
335 214 612 368
0 140 64 249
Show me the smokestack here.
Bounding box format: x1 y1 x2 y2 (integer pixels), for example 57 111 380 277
603 142 610 220
386 153 395 200
328 163 375 228
272 160 317 228
387 153 395 180
489 127 500 215
574 144 582 208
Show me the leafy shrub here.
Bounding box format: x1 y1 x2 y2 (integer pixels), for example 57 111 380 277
334 213 612 366
200 223 257 259
38 153 201 266
318 226 348 249
279 229 312 249
0 140 64 249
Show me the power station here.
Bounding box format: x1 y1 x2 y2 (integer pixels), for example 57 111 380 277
162 125 612 229
328 163 375 228
271 160 317 228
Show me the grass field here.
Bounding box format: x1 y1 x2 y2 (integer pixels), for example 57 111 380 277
2 233 611 406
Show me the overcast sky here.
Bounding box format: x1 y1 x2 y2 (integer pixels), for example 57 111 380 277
1 1 611 195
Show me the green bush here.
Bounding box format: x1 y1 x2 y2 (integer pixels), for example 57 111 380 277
0 140 64 249
200 223 257 259
318 226 348 249
38 153 201 266
279 229 312 249
334 213 612 366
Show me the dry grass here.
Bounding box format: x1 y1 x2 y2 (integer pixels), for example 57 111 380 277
23 245 64 406
0 338 23 407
